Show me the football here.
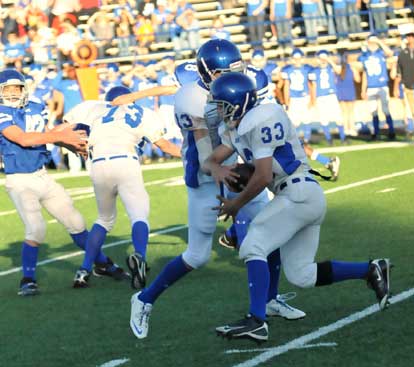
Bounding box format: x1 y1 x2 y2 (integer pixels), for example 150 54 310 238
228 163 255 193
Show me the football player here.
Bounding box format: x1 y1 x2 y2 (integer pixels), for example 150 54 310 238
0 69 109 296
358 34 395 140
63 86 181 289
309 50 346 145
204 72 391 341
129 40 305 340
281 49 340 179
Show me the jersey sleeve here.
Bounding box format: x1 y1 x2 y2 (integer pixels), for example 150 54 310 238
0 106 15 132
139 108 165 143
218 123 233 149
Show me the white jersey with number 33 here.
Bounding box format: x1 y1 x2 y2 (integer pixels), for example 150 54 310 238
220 103 310 190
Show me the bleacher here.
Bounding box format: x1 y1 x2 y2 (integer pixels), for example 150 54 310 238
88 0 414 65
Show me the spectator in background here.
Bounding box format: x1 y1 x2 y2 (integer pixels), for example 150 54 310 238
4 32 26 70
335 52 361 136
78 0 101 18
25 3 48 28
309 50 346 145
115 8 135 56
100 62 123 94
365 0 388 35
301 0 319 44
269 0 293 45
396 30 414 133
56 20 80 62
319 0 336 36
176 0 194 16
246 0 268 46
135 15 155 54
333 0 348 40
210 16 231 41
346 0 362 33
358 34 395 139
1 6 20 43
50 0 81 28
87 10 115 58
139 0 156 17
152 0 172 43
174 8 201 57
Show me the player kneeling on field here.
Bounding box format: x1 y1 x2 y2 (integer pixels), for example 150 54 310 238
203 72 391 342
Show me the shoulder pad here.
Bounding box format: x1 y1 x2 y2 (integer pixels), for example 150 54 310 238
174 82 208 119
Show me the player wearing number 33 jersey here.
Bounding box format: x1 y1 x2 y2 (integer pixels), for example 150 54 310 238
63 86 180 289
205 73 391 341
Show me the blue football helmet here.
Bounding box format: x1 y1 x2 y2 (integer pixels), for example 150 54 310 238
0 69 29 108
105 85 131 102
196 39 244 87
209 72 257 128
173 61 199 87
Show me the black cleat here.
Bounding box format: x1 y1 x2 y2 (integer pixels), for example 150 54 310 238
126 253 148 289
367 258 391 310
93 257 130 281
73 269 91 288
18 278 39 296
218 232 238 250
215 314 268 341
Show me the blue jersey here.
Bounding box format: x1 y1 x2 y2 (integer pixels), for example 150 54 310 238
55 79 83 114
281 64 312 98
358 49 389 88
0 101 50 174
335 64 356 101
131 77 157 109
100 77 123 95
33 78 53 103
245 65 270 101
157 71 176 106
174 62 199 87
309 65 337 97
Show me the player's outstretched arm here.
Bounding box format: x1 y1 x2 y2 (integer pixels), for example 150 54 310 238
1 124 87 150
154 138 181 158
111 86 178 105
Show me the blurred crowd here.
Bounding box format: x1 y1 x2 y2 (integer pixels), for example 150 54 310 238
1 0 413 67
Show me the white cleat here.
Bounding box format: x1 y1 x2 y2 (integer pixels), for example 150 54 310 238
130 291 153 339
266 295 306 320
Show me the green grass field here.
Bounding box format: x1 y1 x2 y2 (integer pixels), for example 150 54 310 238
1 143 413 367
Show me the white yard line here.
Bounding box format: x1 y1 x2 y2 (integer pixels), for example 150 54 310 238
229 288 414 367
225 342 337 354
0 162 182 186
97 358 130 367
324 169 414 195
317 141 410 154
376 188 396 193
0 224 187 277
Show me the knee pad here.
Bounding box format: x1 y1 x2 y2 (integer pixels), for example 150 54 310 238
284 263 317 288
95 215 115 232
239 239 268 262
183 230 212 269
182 249 211 269
26 219 47 244
63 208 87 234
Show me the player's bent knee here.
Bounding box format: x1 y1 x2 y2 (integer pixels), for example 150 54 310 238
284 264 316 288
64 210 87 233
182 250 211 269
239 242 267 262
95 218 115 232
26 220 47 244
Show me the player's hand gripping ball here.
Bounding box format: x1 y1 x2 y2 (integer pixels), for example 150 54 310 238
228 163 255 193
